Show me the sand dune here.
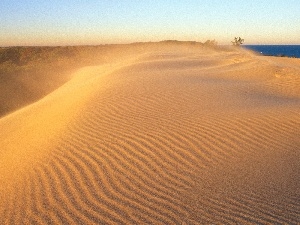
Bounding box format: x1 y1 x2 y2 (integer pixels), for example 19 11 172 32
0 43 299 224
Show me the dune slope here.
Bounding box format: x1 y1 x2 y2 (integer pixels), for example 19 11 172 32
0 44 299 224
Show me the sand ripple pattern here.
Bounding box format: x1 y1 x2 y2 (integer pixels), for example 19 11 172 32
0 47 299 224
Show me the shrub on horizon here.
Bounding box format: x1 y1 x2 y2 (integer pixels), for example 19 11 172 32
231 37 244 46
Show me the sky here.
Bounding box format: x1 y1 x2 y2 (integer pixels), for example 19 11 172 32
0 0 300 46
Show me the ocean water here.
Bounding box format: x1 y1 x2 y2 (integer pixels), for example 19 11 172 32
243 45 300 58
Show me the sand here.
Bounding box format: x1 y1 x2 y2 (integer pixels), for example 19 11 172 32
0 43 299 224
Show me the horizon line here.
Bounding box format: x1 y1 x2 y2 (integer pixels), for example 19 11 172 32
1 40 300 48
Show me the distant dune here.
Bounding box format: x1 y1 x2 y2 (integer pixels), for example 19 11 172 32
0 43 169 117
0 42 299 224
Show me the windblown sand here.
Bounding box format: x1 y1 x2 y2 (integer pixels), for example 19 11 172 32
0 44 299 224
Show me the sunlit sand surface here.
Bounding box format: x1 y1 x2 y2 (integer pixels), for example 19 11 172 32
0 42 299 224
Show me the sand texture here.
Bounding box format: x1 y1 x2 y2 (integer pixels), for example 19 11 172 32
0 43 299 224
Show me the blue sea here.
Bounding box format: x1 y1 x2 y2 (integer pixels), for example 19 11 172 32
243 45 300 58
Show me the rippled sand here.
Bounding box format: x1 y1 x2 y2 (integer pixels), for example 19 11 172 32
0 43 299 224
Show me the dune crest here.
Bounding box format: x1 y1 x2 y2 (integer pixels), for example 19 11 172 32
0 43 299 224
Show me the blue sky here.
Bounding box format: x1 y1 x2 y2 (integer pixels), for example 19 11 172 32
0 0 299 46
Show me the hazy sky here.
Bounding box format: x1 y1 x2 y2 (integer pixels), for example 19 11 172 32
1 0 299 46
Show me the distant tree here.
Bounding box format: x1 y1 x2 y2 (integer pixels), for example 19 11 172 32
231 37 244 46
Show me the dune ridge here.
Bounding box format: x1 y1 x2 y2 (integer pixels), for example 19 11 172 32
0 43 299 224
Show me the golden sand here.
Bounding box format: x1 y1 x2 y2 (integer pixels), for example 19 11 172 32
0 43 299 224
